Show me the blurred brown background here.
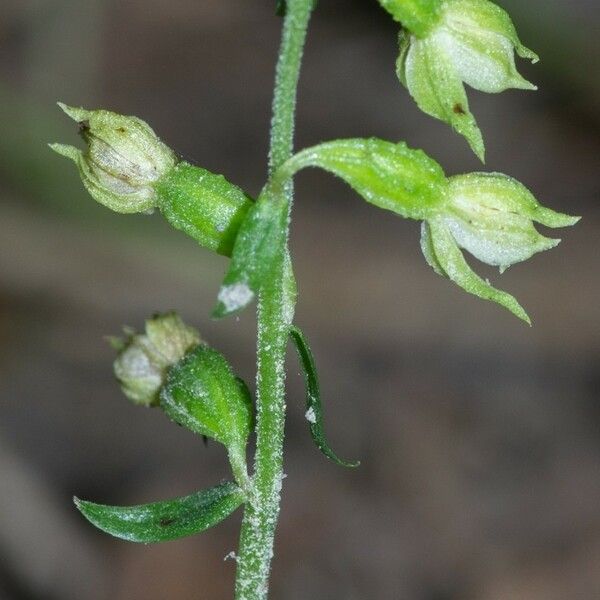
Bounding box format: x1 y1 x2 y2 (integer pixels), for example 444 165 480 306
0 1 598 598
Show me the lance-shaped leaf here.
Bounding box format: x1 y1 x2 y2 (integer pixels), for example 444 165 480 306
212 190 288 318
281 138 447 221
289 326 360 468
74 482 244 543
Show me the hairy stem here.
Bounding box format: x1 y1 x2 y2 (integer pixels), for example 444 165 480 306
233 1 313 598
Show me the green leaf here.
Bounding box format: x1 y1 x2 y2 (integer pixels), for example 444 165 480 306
160 345 253 452
212 190 288 318
74 482 244 543
289 326 360 468
282 138 447 221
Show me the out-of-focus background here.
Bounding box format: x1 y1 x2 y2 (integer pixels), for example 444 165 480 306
0 1 598 598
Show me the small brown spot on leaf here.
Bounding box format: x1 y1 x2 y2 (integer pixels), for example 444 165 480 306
453 103 466 115
159 517 176 527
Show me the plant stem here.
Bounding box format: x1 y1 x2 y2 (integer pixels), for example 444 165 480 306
234 1 313 598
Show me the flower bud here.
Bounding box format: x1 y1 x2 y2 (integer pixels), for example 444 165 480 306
50 103 176 213
422 174 580 323
395 0 538 160
160 345 253 457
112 313 201 406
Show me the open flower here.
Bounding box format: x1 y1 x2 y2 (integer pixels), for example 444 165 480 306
421 173 580 323
394 0 538 160
279 138 579 323
50 103 177 213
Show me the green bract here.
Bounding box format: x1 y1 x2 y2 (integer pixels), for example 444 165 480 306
156 162 253 257
395 0 539 160
378 0 443 37
111 313 201 407
282 138 448 220
50 103 176 213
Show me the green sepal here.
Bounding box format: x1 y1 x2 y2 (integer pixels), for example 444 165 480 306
282 138 447 221
74 482 244 543
160 345 253 453
212 190 288 318
378 0 443 37
398 32 485 161
289 325 360 468
425 218 531 324
155 162 253 257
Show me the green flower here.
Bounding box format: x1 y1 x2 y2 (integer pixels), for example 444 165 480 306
395 0 538 160
50 103 177 213
421 173 580 323
279 138 579 323
111 313 201 406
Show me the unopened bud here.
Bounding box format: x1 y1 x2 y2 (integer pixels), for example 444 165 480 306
50 103 176 213
112 313 201 406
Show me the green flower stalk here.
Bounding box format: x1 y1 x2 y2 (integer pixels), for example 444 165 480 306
47 1 580 598
382 0 538 160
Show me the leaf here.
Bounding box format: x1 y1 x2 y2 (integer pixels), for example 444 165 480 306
289 326 360 468
212 191 288 318
74 482 244 543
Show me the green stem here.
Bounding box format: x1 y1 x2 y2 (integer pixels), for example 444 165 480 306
233 1 312 598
